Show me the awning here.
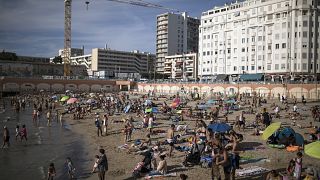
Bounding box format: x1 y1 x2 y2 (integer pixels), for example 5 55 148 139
216 74 228 81
240 73 263 81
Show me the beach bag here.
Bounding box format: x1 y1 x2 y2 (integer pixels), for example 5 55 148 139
200 156 213 168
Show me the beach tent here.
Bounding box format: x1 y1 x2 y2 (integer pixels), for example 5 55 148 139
60 96 70 102
278 127 295 139
294 133 304 146
261 122 281 140
67 98 78 104
304 141 320 159
208 123 231 133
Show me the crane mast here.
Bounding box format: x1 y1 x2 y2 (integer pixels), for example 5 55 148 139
64 0 72 76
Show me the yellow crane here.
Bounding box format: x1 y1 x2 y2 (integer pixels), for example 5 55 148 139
63 0 179 77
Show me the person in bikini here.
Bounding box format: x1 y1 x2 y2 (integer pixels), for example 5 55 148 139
167 124 175 157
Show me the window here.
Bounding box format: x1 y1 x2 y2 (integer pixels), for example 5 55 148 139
203 52 206 56
251 66 255 70
303 21 308 27
258 36 262 41
282 22 286 28
242 38 246 43
302 63 307 70
268 44 272 50
242 48 245 52
276 13 280 18
275 54 279 60
241 66 245 70
207 51 210 55
275 44 280 49
303 31 308 37
302 44 307 48
302 53 307 59
227 49 231 53
275 64 279 70
281 64 286 69
267 65 271 70
252 36 255 42
234 66 237 71
267 14 273 20
282 43 286 48
207 35 210 39
275 34 280 40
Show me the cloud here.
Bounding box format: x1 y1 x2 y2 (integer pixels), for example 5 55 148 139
0 0 228 57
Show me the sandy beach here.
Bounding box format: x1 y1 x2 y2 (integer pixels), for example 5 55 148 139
1 93 320 180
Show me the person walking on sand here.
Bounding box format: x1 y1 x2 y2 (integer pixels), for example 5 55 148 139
47 162 56 180
66 157 76 179
97 148 108 180
2 126 10 148
20 124 27 142
59 112 64 127
91 155 100 173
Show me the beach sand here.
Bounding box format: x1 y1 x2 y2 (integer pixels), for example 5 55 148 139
1 95 319 180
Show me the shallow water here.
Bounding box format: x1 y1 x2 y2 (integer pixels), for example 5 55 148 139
0 101 87 179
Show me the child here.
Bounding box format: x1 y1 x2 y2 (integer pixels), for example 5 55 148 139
91 155 99 173
47 163 56 180
15 125 20 141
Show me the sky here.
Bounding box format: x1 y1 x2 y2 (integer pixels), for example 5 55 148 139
0 0 230 57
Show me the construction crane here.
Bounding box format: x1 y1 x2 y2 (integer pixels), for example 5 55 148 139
63 0 179 76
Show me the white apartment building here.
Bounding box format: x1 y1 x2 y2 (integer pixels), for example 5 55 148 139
156 12 200 74
164 53 198 80
199 0 320 81
91 48 155 76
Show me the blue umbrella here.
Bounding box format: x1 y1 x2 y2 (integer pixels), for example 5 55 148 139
295 133 304 146
279 127 295 139
208 123 231 133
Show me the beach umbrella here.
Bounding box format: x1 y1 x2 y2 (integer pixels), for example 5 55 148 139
304 141 320 159
294 133 304 146
261 122 281 140
208 123 231 133
60 96 70 102
278 127 295 139
67 98 78 104
145 107 158 113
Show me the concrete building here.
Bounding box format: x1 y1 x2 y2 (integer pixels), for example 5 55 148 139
156 12 200 74
199 0 320 81
71 54 92 69
91 48 155 78
59 47 84 58
164 53 198 80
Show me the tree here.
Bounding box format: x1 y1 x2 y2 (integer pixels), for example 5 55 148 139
52 56 63 64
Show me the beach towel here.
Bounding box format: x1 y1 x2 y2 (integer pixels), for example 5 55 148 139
145 172 177 179
236 166 269 177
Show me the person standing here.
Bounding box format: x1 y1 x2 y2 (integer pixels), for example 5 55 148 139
95 116 103 137
167 124 175 157
2 126 10 148
97 148 108 180
47 163 56 180
47 110 52 126
293 152 303 180
15 125 20 141
66 157 75 179
102 114 108 136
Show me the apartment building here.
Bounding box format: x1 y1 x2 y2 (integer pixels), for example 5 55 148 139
156 12 200 74
91 48 155 76
164 53 198 80
199 0 320 81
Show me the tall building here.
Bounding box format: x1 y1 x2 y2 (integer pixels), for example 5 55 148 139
156 12 200 74
91 48 155 76
164 53 198 80
199 0 320 81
